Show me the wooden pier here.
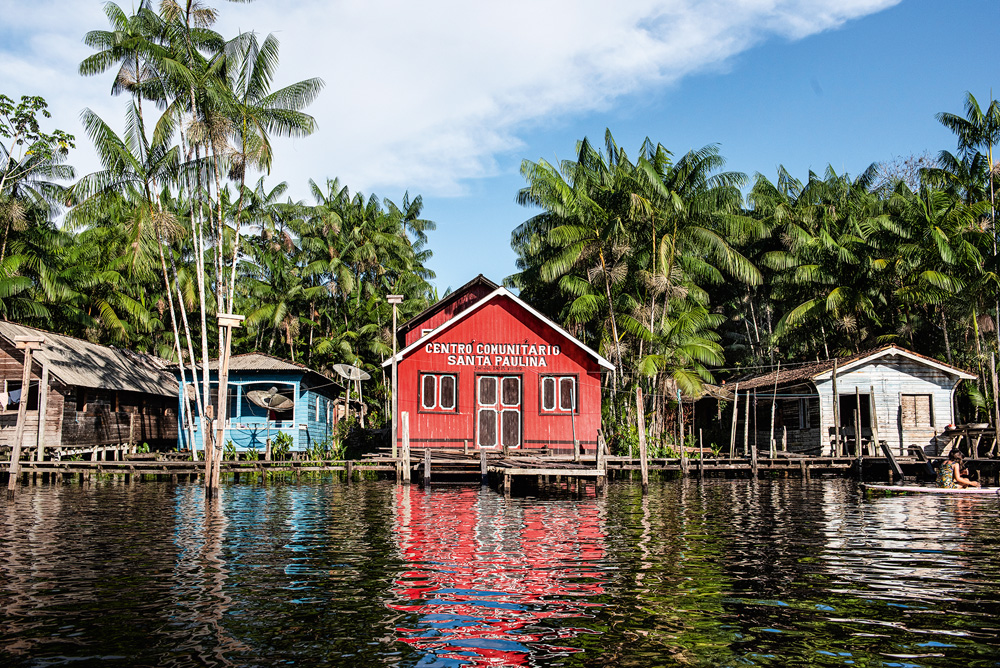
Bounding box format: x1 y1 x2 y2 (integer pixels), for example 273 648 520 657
4 447 999 493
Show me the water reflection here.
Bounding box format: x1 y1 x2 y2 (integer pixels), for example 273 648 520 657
0 478 998 667
389 487 606 666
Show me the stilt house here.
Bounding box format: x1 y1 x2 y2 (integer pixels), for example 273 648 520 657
383 275 615 452
0 322 178 455
174 353 343 454
731 345 976 456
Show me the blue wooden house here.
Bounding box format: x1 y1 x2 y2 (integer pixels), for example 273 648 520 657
174 353 343 454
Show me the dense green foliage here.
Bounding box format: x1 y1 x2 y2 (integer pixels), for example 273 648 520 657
1 0 997 448
510 96 1000 438
1 1 436 438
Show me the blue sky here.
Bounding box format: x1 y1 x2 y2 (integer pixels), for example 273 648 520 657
1 0 996 294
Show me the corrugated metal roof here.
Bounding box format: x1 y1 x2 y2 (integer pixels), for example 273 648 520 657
732 345 975 390
202 353 311 372
0 322 178 396
169 353 342 393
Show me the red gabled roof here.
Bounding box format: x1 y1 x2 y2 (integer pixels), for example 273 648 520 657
383 285 615 371
397 274 498 343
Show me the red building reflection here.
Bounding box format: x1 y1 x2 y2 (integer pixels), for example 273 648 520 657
389 487 607 666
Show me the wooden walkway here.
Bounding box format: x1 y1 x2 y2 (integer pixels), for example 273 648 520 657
5 447 999 493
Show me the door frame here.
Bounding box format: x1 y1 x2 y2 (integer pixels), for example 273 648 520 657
475 373 523 450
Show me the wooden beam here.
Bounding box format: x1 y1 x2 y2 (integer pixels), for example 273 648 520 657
636 386 649 494
729 382 739 457
8 336 43 498
401 412 411 484
35 364 49 462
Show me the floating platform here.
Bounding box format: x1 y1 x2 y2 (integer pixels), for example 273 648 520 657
861 484 1000 498
862 483 1000 496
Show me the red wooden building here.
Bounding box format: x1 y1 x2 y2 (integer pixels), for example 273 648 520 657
383 276 614 452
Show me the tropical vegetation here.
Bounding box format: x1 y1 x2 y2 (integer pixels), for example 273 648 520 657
510 94 1000 443
1 1 998 453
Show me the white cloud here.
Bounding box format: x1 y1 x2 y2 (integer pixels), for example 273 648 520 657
0 0 900 198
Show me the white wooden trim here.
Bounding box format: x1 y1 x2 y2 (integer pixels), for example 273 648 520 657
812 347 976 381
382 287 615 370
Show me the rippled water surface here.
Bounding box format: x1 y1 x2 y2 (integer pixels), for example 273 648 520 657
1 477 999 667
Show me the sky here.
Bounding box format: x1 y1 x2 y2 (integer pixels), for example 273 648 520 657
1 0 997 294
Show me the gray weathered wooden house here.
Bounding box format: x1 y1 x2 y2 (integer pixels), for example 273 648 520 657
0 322 178 457
731 345 976 456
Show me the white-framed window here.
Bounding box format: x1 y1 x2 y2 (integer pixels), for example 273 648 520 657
798 398 810 429
420 373 458 412
540 375 577 414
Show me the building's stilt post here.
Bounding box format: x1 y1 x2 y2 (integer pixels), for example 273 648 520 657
636 386 649 494
8 335 44 499
401 412 411 485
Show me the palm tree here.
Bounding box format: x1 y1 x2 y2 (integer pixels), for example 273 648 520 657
515 134 636 381
222 30 324 311
937 93 1000 351
0 95 75 265
79 1 165 115
758 165 888 355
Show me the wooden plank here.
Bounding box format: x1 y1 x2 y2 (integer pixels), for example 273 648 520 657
636 387 648 493
489 467 602 477
401 412 411 484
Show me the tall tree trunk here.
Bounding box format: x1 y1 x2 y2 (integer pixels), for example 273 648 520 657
941 307 953 365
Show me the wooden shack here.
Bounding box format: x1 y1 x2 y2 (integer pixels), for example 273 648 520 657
383 275 614 453
732 345 976 456
174 353 343 454
0 322 178 457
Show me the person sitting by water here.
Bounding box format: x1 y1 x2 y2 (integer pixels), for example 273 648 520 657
937 450 981 488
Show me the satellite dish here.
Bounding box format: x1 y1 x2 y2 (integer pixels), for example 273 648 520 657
332 364 371 381
246 387 294 412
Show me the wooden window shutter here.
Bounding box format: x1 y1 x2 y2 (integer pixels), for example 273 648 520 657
901 394 932 428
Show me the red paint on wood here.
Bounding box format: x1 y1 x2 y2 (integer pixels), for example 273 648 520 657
395 290 604 452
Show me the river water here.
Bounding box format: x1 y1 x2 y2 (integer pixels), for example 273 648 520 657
1 477 998 667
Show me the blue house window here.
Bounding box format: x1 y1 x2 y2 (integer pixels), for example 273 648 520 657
237 383 295 421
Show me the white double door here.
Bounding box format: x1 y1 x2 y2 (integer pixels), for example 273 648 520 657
476 375 521 449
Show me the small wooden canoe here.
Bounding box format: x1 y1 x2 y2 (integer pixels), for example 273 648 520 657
862 484 1000 496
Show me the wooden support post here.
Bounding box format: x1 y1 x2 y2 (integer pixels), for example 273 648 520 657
769 362 780 459
464 439 468 455
596 439 605 492
992 353 1000 457
35 364 49 462
678 390 688 475
729 382 739 457
855 387 863 455
423 447 431 487
750 415 759 477
503 473 511 495
743 391 750 457
869 385 881 457
698 428 705 481
636 387 649 494
782 425 787 452
401 412 411 484
8 335 43 499
480 447 487 486
831 359 841 456
346 460 354 482
854 408 862 461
